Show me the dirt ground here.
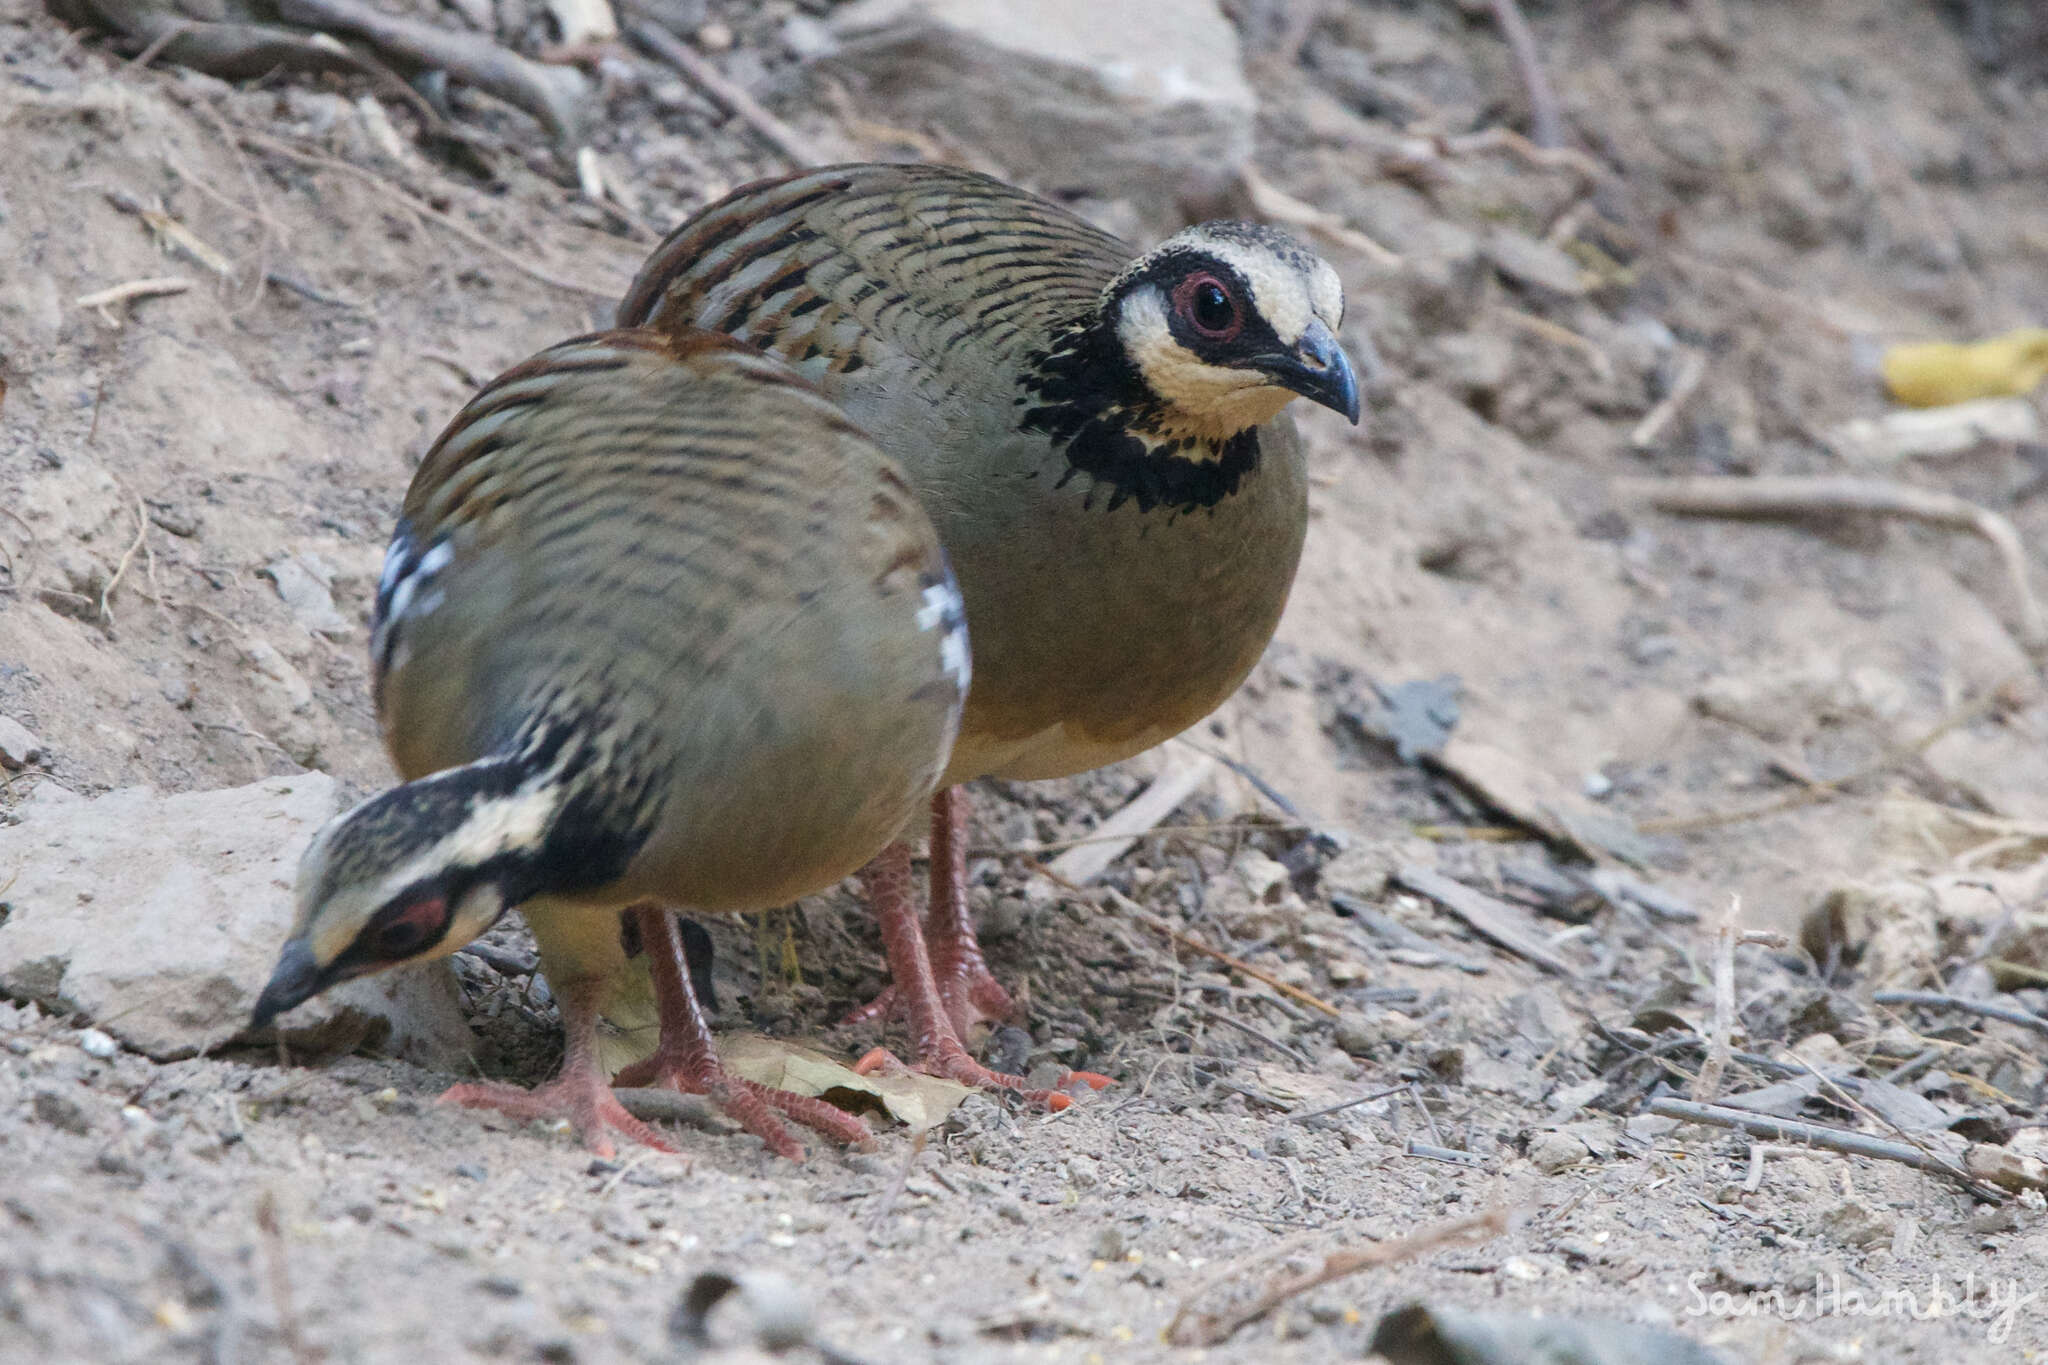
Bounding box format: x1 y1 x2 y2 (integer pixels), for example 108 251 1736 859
5 0 2048 1360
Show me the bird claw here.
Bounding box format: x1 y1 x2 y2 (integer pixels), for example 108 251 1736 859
437 1076 678 1160
845 960 1013 1038
614 1049 868 1159
851 1046 1111 1113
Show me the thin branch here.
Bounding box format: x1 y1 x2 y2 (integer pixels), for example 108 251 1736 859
1872 990 2048 1040
1166 1207 1511 1346
1647 1098 2001 1201
1487 0 1565 149
1691 895 1740 1102
1045 754 1216 885
1628 348 1708 451
1093 886 1340 1018
1626 474 2046 650
235 130 624 300
1391 866 1577 977
623 16 821 168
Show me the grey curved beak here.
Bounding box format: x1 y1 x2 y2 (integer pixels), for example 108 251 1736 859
250 938 327 1029
1261 319 1362 424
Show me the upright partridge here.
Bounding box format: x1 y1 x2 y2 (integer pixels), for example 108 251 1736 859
251 328 969 1158
619 163 1360 1094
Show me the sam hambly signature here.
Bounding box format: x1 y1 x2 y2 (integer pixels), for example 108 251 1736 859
1687 1271 2040 1344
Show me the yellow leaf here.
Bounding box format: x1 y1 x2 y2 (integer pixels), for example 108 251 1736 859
1881 328 2048 407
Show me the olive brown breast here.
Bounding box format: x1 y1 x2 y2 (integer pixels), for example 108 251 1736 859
620 163 1356 788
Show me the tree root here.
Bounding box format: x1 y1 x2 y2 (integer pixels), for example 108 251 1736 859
49 0 590 148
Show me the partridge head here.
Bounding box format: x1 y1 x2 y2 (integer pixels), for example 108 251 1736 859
252 328 967 1156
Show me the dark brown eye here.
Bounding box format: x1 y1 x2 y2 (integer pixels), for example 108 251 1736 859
1173 273 1242 341
371 896 446 959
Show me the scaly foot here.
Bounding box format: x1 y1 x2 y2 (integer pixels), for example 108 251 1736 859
862 841 1111 1111
621 903 867 1160
439 1072 676 1159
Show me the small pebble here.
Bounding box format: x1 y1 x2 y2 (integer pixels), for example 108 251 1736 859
455 1163 488 1182
1527 1129 1592 1175
695 19 733 50
34 1090 92 1135
77 1028 118 1060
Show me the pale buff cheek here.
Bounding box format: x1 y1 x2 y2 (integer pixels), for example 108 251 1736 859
1125 312 1293 442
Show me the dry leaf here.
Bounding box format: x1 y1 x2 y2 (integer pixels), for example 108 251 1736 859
718 1033 970 1130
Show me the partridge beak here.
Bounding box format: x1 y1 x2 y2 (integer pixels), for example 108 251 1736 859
1263 319 1361 424
250 937 328 1029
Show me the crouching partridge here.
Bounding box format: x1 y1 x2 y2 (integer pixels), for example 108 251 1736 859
619 163 1361 1094
251 328 971 1158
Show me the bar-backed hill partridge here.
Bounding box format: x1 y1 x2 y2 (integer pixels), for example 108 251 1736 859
250 328 972 1159
619 163 1361 1094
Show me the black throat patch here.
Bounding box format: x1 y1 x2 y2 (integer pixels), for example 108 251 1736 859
1016 319 1262 516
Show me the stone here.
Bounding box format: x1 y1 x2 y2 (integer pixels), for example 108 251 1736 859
1333 1009 1420 1057
1432 331 1515 404
1800 879 1941 991
0 775 471 1067
821 0 1254 218
1527 1128 1591 1174
263 554 354 639
1816 1200 1894 1248
1483 229 1589 298
0 715 44 768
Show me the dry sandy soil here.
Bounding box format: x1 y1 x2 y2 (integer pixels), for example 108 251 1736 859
4 0 2048 1360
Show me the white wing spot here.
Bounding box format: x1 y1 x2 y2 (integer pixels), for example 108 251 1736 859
917 580 971 694
373 530 455 675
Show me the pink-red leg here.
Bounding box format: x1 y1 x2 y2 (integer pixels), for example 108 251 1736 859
924 786 1016 1036
611 905 868 1157
439 972 677 1159
856 841 1109 1107
845 787 1014 1037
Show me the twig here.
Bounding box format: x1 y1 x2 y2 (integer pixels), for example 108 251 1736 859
76 275 191 323
1046 754 1216 885
1487 0 1565 149
1646 1099 2001 1200
972 819 1310 859
594 1148 656 1198
98 488 149 625
866 1128 926 1232
1165 1207 1510 1346
1872 990 2048 1040
612 1088 727 1131
1289 1084 1407 1124
623 18 821 168
253 1191 314 1365
1331 892 1490 974
1629 348 1708 451
1390 866 1577 977
1178 741 1310 821
1691 895 1740 1102
1493 304 1612 379
1625 475 2046 650
1405 1140 1488 1168
1408 1081 1444 1147
1237 164 1401 270
105 190 234 277
236 130 623 300
1095 886 1340 1018
1639 677 2018 834
1437 126 1601 181
271 0 589 144
1126 988 1312 1068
